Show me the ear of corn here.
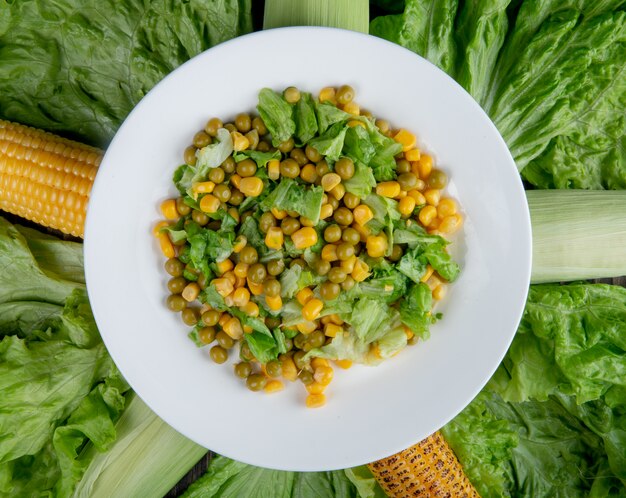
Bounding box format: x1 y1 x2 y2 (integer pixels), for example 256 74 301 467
368 431 480 498
263 0 369 33
0 120 101 237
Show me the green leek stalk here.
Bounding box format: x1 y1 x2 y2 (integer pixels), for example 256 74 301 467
529 190 626 283
263 0 369 33
73 394 206 498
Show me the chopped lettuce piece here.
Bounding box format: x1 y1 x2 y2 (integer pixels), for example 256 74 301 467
376 326 407 359
348 298 400 343
423 240 460 282
258 178 324 223
400 282 433 338
257 88 295 146
293 92 318 144
315 101 351 134
174 128 233 196
307 122 348 161
243 331 278 364
279 265 325 299
343 161 377 199
343 125 376 164
233 150 281 168
396 245 428 283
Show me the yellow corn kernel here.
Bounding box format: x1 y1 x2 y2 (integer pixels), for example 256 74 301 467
234 262 249 278
330 183 345 200
433 284 447 301
266 294 283 311
212 277 234 297
264 379 284 394
320 315 332 325
231 131 250 151
218 313 231 328
241 300 259 317
404 148 421 162
319 203 334 219
393 129 417 151
265 226 284 249
353 204 374 226
247 279 264 296
347 119 366 128
343 101 360 115
281 356 298 381
418 205 438 227
222 272 236 288
160 199 179 219
226 207 240 223
376 181 401 198
232 287 250 307
229 174 241 189
296 320 317 334
242 325 251 335
233 235 247 253
418 154 433 179
314 365 334 386
239 177 264 197
403 325 415 340
420 265 434 283
181 282 200 302
335 359 352 369
319 87 336 103
216 258 234 275
223 316 243 340
424 188 441 206
268 159 280 180
157 233 175 258
306 382 326 395
199 194 220 213
352 259 370 282
437 198 457 217
427 274 443 291
153 220 170 237
224 293 235 307
235 276 246 288
329 314 344 325
306 393 326 408
366 235 388 258
340 255 357 273
407 189 426 205
439 215 461 234
324 323 343 338
302 298 323 321
311 357 330 369
321 172 341 192
291 227 318 250
271 207 287 220
398 196 416 217
300 164 318 183
352 222 371 243
296 287 314 306
300 216 315 227
321 244 339 262
396 190 408 199
192 181 215 195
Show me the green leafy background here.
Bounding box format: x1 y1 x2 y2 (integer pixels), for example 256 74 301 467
0 0 625 497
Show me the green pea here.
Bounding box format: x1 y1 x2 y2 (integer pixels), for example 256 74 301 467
165 258 185 277
267 259 285 276
248 263 267 284
166 295 186 312
266 360 282 378
246 373 267 391
210 345 228 364
181 308 199 326
167 277 187 294
216 330 235 349
234 362 252 379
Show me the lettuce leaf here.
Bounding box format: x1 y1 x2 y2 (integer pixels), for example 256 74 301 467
371 2 626 190
293 92 318 145
182 455 361 498
443 283 626 497
0 218 130 497
257 88 296 146
258 178 324 224
0 0 252 146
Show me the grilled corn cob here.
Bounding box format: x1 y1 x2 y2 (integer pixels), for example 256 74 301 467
0 120 101 237
368 431 480 497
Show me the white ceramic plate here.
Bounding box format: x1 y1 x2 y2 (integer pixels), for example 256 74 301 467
84 27 531 471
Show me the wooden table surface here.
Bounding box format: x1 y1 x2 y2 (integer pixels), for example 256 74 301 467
163 276 626 497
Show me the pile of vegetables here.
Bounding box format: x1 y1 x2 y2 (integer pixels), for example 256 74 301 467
0 0 624 496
